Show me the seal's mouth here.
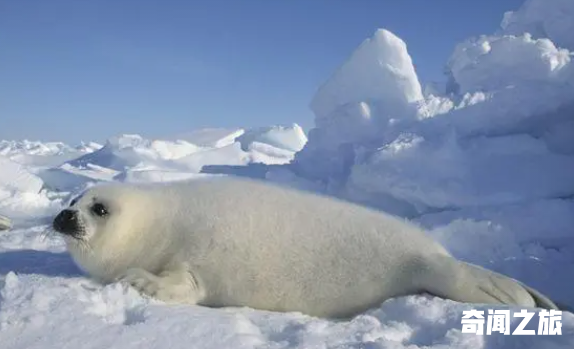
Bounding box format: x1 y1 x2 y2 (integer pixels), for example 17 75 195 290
53 209 85 240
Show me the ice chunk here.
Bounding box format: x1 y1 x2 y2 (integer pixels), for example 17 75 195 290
501 0 574 50
294 29 427 182
62 129 303 178
149 140 202 160
0 140 75 157
67 134 152 171
246 142 297 165
0 156 44 194
447 33 571 95
175 142 250 172
349 133 574 212
174 128 245 148
236 124 307 153
0 139 100 168
311 29 423 120
295 5 574 212
75 141 103 153
67 134 201 171
37 163 119 191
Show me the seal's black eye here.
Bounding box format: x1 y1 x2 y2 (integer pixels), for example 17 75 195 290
91 203 108 217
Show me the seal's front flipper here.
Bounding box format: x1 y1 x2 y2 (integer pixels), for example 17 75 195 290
419 255 558 310
118 265 205 305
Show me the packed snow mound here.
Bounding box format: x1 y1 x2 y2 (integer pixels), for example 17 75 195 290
67 134 202 171
176 142 250 172
149 139 202 160
75 141 103 153
294 29 431 182
448 33 571 95
236 124 308 152
501 0 574 51
0 158 62 222
0 140 76 157
174 128 245 148
311 29 424 120
37 163 119 192
247 142 299 165
0 140 101 168
347 133 574 213
295 16 574 214
65 126 306 175
67 135 154 171
0 190 63 222
0 156 44 194
292 3 574 322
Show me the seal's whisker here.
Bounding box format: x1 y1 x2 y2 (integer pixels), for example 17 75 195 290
40 226 54 241
79 238 93 253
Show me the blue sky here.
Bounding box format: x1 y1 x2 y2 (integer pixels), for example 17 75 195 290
1 0 525 143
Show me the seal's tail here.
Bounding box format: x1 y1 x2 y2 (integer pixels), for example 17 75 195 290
419 255 559 310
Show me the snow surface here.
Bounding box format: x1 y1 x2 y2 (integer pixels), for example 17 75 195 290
290 0 574 345
294 0 574 216
0 157 44 195
2 0 574 347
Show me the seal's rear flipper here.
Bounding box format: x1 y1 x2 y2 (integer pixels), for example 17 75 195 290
419 255 559 310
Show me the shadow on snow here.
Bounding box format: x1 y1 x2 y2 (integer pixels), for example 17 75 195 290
0 249 83 278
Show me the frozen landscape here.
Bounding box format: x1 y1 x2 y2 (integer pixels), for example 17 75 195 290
1 0 574 347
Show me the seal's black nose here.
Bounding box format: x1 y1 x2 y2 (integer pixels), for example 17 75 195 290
53 209 79 235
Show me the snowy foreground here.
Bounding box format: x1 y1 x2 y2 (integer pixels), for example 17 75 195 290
2 1 574 348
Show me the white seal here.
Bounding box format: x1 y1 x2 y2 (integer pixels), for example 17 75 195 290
52 176 558 318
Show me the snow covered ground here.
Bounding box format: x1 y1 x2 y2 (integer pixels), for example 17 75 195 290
2 0 574 347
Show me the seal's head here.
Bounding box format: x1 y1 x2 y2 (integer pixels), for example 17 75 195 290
53 184 153 243
52 183 164 280
52 188 113 243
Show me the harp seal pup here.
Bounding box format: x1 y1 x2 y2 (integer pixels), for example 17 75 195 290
52 176 558 318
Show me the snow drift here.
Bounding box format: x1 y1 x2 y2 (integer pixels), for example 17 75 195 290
0 156 44 195
294 1 574 217
0 139 101 168
501 0 574 51
40 125 306 188
1 0 574 348
292 0 574 322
